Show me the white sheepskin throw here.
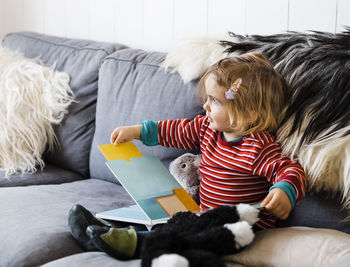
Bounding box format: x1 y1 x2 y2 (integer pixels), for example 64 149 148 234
0 46 74 176
161 37 234 83
161 30 350 211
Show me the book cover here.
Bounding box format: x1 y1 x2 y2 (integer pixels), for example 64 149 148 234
97 143 200 227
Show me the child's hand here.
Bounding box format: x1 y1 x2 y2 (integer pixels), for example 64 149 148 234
260 188 292 220
110 125 141 146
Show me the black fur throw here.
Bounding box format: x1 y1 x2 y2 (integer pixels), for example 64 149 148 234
162 28 350 210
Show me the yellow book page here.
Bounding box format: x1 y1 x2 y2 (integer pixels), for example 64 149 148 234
155 195 188 216
98 143 143 162
174 188 200 212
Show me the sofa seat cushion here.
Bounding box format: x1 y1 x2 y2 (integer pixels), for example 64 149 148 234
42 229 350 267
41 252 140 267
90 48 204 183
2 32 128 177
0 164 84 187
277 191 350 234
0 179 134 266
224 227 350 267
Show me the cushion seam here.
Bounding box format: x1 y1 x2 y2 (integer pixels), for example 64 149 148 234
103 56 162 68
3 32 112 56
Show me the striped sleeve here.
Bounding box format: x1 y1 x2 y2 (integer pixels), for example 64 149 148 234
157 115 205 150
252 141 306 205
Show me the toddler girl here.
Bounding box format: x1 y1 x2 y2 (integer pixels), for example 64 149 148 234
110 52 306 228
69 52 306 263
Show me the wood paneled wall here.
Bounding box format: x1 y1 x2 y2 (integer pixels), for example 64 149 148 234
0 0 350 52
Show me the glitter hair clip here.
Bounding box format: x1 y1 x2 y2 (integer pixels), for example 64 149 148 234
225 78 242 100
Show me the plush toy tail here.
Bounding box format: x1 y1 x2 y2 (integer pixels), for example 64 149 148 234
151 250 226 267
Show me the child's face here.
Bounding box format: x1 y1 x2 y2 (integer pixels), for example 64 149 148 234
203 75 238 140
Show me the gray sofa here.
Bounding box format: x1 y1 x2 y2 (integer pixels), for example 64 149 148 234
0 32 349 267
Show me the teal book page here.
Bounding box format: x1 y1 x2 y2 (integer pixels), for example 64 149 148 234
106 156 183 220
97 205 150 222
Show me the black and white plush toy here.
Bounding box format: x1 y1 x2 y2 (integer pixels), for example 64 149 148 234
139 153 260 267
169 153 202 204
141 203 260 267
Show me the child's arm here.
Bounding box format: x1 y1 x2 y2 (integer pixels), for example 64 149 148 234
111 115 206 149
110 125 141 146
252 141 306 220
157 116 204 149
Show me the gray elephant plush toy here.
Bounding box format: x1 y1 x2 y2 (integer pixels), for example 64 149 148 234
169 153 202 204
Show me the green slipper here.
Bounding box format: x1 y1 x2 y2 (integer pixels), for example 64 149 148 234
68 204 111 251
86 225 137 260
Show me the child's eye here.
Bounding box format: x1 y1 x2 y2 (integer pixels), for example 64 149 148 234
205 96 220 105
212 98 219 104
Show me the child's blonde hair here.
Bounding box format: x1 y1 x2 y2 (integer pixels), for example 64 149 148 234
197 52 288 136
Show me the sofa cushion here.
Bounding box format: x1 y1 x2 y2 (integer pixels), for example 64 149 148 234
0 179 134 266
90 48 204 183
224 227 350 267
2 32 128 177
0 164 84 187
335 254 350 267
41 252 140 267
277 191 350 234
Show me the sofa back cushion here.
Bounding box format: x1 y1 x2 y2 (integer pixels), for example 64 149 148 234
90 48 204 183
2 32 127 177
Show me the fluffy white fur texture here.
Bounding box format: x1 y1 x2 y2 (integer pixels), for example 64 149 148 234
224 221 254 249
161 37 236 83
151 254 189 267
0 46 74 176
236 203 260 226
161 37 350 211
278 116 350 205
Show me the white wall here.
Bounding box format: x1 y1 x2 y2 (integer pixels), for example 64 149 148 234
0 0 5 41
0 0 350 52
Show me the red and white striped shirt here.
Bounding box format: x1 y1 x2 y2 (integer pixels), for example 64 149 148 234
158 115 306 229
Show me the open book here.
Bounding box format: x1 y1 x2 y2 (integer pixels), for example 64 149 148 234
96 143 200 230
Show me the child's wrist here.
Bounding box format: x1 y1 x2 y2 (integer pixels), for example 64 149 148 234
270 181 296 208
134 125 142 140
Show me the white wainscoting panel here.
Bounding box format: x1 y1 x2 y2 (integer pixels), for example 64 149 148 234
0 0 5 41
207 0 246 37
289 0 337 32
44 0 65 37
115 0 144 49
144 0 173 52
65 0 89 39
3 0 24 34
173 0 207 47
246 0 289 35
23 0 44 33
337 0 350 32
89 0 115 42
1 0 350 52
